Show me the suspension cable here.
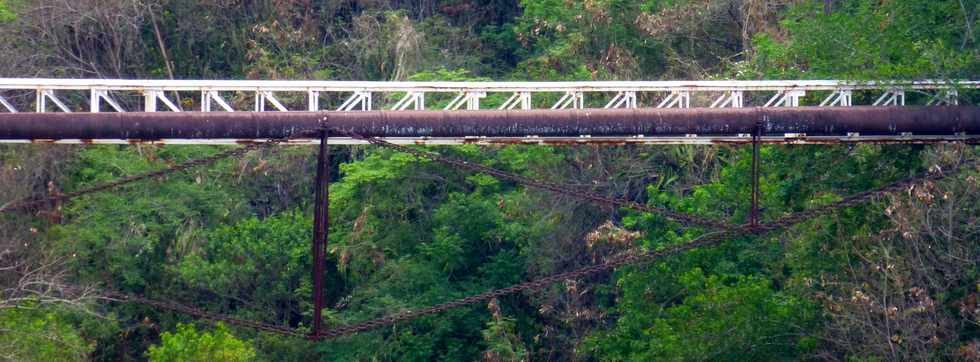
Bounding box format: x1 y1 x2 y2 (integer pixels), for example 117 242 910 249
335 129 734 230
300 138 978 341
16 130 977 342
0 130 320 214
85 155 980 340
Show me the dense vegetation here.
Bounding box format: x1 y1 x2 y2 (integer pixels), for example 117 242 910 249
1 0 978 360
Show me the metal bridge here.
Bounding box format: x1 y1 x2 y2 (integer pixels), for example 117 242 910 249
4 78 980 340
0 78 978 144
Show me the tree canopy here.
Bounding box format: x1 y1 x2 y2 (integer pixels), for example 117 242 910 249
0 0 978 361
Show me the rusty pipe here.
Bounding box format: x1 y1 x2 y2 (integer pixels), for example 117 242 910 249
0 107 977 141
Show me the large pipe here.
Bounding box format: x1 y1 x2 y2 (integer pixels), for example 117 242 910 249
0 107 977 141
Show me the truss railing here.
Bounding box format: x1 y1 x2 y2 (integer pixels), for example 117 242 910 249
0 79 976 114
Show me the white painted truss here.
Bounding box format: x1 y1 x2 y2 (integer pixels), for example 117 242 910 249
0 79 975 114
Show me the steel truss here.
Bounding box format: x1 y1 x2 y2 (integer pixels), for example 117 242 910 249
1 78 976 144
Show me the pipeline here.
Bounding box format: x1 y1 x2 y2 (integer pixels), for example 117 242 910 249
0 107 977 141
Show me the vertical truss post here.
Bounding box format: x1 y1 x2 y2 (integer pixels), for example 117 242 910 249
255 92 265 112
311 131 330 338
144 90 158 112
308 91 320 111
36 89 45 112
91 89 102 113
750 119 761 228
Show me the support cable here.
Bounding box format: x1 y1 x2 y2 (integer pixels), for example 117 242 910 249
53 284 307 338
0 131 321 214
334 129 734 230
15 128 978 342
61 151 980 341
298 133 980 341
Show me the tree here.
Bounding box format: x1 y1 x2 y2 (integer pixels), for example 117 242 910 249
0 306 93 361
748 0 978 80
585 269 816 361
146 323 255 362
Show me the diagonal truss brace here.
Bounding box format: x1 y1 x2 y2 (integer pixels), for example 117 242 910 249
391 91 424 110
0 95 16 112
445 91 486 110
144 90 182 112
657 91 691 108
499 91 531 110
657 91 690 108
36 89 71 112
604 91 637 109
819 90 852 107
710 91 743 108
337 91 372 111
90 89 125 112
926 89 958 106
552 91 584 109
256 91 289 111
763 90 805 107
201 90 234 112
873 89 905 106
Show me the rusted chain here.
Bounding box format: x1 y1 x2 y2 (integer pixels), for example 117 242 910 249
753 157 979 233
67 152 978 342
25 128 977 342
52 283 306 338
334 129 734 230
102 289 307 338
304 152 978 341
0 131 319 214
310 228 736 340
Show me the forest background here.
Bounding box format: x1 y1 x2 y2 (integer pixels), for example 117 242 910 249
0 0 978 360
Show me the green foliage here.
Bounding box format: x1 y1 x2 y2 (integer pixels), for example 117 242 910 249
0 0 16 23
318 144 551 360
53 146 249 289
585 269 816 361
146 323 255 362
0 306 93 361
482 312 529 361
3 0 978 360
514 0 666 80
175 210 325 326
749 0 978 80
